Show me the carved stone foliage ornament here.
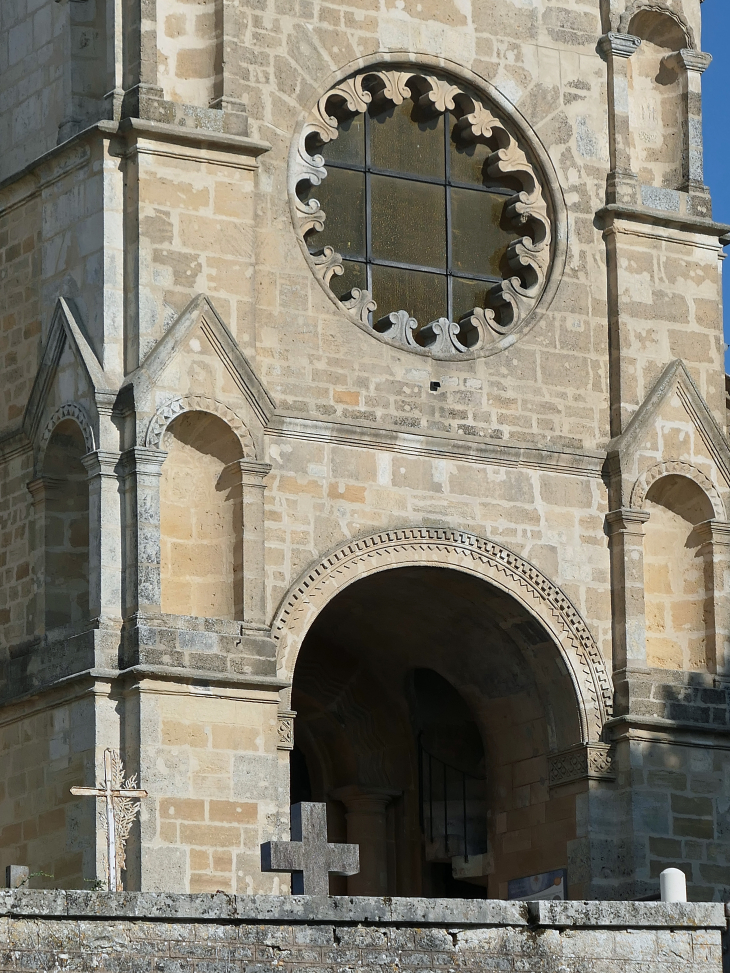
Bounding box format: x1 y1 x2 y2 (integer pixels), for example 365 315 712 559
290 68 554 360
548 744 616 788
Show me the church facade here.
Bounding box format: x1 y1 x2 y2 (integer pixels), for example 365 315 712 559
1 0 729 901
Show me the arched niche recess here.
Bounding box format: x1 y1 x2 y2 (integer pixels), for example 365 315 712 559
42 419 90 632
626 9 690 190
160 411 244 619
643 473 715 670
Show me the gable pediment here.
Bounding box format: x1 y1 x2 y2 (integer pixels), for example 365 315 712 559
125 295 276 449
606 359 730 509
23 297 114 455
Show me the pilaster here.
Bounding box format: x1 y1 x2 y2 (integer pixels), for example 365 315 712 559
605 508 651 675
82 450 123 623
695 520 730 675
235 459 272 627
121 447 167 616
599 32 641 206
665 49 712 197
330 786 399 896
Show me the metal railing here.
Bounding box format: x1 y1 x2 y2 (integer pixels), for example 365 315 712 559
417 735 488 864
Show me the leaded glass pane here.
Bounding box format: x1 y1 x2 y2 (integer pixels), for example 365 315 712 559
370 100 445 179
370 174 446 270
449 130 491 187
452 277 494 322
321 113 366 167
450 187 513 278
371 264 447 327
332 259 367 302
306 167 366 259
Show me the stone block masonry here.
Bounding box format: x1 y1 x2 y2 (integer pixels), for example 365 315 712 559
0 892 723 972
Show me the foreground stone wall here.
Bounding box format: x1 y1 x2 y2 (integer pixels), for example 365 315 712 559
0 893 722 973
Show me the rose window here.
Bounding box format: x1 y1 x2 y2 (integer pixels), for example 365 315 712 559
291 68 554 359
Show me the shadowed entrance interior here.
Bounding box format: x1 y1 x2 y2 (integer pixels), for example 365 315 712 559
290 565 585 898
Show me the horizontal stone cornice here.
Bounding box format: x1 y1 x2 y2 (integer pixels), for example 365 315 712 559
268 414 606 477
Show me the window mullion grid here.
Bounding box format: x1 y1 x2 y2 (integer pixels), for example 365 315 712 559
364 109 373 320
444 109 453 324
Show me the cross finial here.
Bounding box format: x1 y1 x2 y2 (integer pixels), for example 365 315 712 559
261 802 360 895
70 749 148 891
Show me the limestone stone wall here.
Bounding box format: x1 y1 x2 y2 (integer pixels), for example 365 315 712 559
124 677 289 895
0 894 722 973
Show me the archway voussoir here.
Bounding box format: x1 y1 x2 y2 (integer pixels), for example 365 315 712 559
272 527 612 743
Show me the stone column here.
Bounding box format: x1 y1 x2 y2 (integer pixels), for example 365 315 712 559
235 459 272 627
121 447 167 616
605 508 651 675
598 33 641 205
81 450 122 623
695 520 730 675
331 786 398 896
665 49 713 194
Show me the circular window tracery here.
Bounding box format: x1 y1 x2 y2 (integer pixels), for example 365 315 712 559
290 68 555 360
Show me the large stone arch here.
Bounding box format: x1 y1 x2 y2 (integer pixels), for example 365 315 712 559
272 527 613 744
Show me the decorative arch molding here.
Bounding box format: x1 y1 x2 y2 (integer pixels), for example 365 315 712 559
272 527 613 744
618 2 696 49
38 403 95 467
145 395 256 458
289 60 564 360
630 460 726 518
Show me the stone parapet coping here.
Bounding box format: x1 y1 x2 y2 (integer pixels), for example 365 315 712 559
0 893 723 929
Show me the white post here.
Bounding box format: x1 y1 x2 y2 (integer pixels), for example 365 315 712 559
660 867 687 902
104 750 118 892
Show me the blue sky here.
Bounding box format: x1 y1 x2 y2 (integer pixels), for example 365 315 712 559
700 0 730 367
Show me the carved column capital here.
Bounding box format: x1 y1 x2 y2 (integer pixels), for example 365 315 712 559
277 711 295 751
605 507 651 536
331 785 400 814
598 32 641 59
81 450 121 479
229 459 272 487
548 744 616 787
121 446 167 478
666 49 713 75
695 520 730 547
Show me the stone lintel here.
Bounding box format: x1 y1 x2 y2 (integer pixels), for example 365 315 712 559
0 891 722 930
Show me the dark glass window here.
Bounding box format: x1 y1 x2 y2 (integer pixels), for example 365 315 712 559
305 95 516 328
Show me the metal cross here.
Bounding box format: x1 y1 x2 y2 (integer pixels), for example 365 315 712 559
70 749 147 892
261 802 360 895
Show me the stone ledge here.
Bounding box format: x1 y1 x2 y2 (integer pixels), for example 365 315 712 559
0 893 723 929
528 900 726 929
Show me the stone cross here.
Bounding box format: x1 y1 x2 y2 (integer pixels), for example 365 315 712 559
70 749 148 892
261 802 360 894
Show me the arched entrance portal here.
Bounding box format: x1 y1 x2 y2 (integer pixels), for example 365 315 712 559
289 564 588 899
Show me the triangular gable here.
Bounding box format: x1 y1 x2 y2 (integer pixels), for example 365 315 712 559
23 297 114 446
606 359 730 500
126 294 276 427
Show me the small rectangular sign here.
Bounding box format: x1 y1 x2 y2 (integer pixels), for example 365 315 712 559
507 868 567 901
